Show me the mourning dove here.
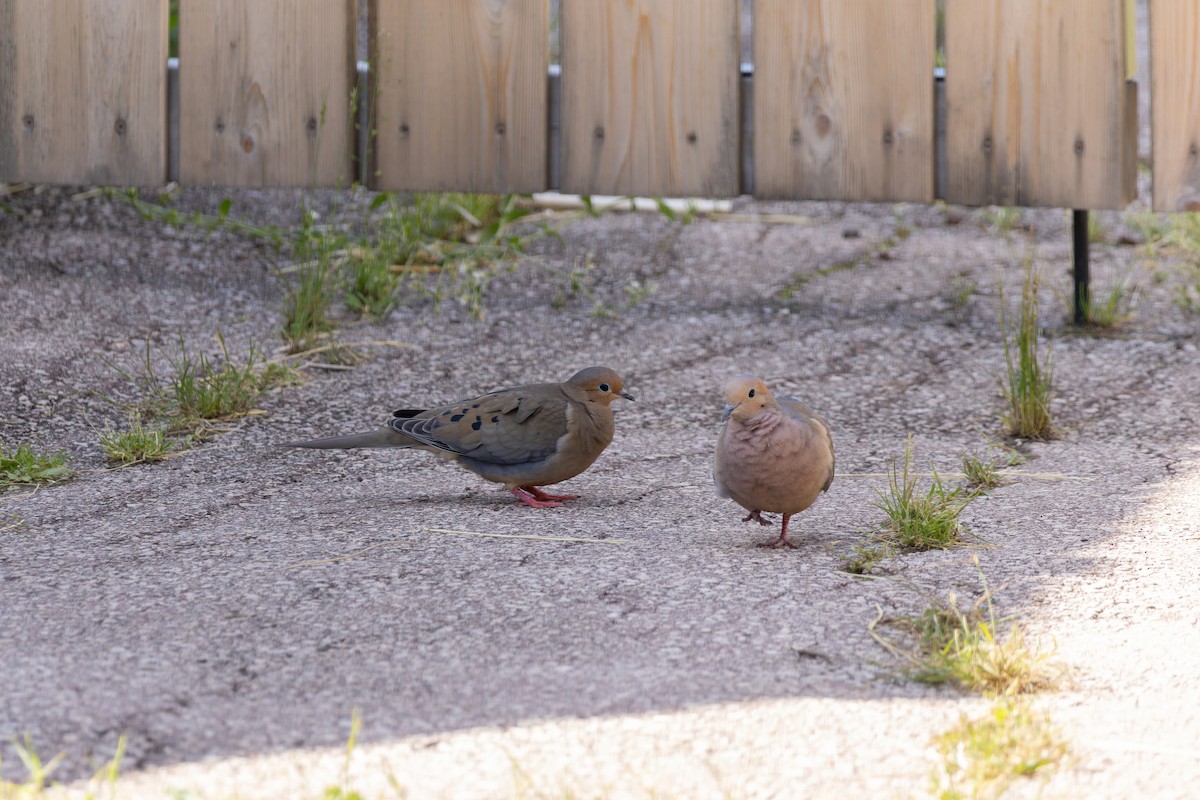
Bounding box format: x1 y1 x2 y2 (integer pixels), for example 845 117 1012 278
713 377 835 548
285 367 634 507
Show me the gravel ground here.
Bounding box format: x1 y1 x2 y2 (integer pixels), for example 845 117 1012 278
4 3 1200 796
2 182 1199 799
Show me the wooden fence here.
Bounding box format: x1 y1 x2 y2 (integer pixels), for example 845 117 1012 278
0 0 1196 212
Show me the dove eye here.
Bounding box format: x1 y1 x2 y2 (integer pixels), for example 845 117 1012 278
598 383 611 393
748 388 756 398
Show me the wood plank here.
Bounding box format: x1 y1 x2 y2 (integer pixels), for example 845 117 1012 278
179 0 356 188
560 0 740 198
371 0 549 194
944 0 1136 209
753 0 935 203
0 0 167 186
1150 0 1200 211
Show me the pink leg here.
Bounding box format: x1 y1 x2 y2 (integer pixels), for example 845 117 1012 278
757 514 798 549
510 486 565 508
742 510 773 526
525 485 578 503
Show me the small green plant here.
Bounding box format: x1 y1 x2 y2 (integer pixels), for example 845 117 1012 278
1124 208 1170 249
1065 272 1140 328
105 333 298 441
1174 265 1200 314
950 273 977 310
961 451 1007 493
984 206 1022 233
841 542 892 575
100 417 174 465
1 734 127 799
874 437 971 550
930 700 1069 800
323 708 365 800
1087 212 1106 244
0 443 73 492
872 557 1060 695
343 248 401 318
999 262 1054 440
1 735 65 797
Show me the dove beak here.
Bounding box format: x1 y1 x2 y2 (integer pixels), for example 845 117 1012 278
721 403 736 421
619 389 635 401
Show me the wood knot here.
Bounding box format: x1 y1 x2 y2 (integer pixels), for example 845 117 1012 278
594 125 605 141
1189 142 1199 159
1073 137 1085 156
686 131 697 145
815 114 831 137
494 121 506 136
881 129 894 147
981 136 993 154
791 128 802 145
305 117 318 136
240 134 254 153
399 123 410 139
114 117 127 136
214 118 226 134
22 114 34 131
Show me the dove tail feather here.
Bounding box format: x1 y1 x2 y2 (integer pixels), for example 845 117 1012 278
283 428 412 449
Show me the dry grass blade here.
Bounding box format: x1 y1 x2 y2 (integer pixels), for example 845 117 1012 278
424 528 631 545
285 540 413 571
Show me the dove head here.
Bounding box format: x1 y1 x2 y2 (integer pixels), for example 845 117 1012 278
567 366 635 405
721 376 776 422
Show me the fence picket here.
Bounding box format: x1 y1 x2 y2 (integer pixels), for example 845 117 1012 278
753 0 936 203
0 0 167 186
178 0 356 188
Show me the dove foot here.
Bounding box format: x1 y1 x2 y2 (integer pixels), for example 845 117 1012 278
742 510 773 526
757 537 797 549
524 486 578 503
756 514 797 548
511 487 565 508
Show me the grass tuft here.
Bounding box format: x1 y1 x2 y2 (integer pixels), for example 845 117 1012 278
841 542 893 575
961 451 1007 493
103 332 299 450
931 699 1069 800
872 557 1060 696
1 733 127 799
874 437 971 550
0 443 73 492
999 261 1054 440
100 417 175 465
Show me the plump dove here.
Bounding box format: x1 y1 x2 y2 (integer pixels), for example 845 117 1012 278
713 376 834 548
285 366 634 507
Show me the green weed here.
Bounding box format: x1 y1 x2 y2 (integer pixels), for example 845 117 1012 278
105 333 298 440
1 734 126 799
930 700 1068 800
99 417 174 465
0 443 73 492
984 206 1022 233
323 708 365 800
841 542 893 575
872 558 1060 695
999 262 1054 440
874 437 971 550
961 451 1007 493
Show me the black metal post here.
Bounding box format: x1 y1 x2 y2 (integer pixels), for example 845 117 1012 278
1072 209 1090 325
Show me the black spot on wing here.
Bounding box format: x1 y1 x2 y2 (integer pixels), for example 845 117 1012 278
450 414 465 422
